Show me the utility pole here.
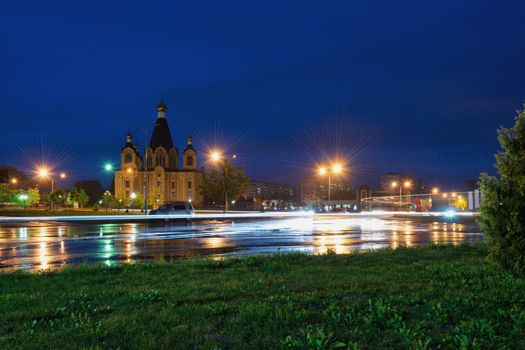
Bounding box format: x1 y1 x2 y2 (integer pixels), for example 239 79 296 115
142 129 148 214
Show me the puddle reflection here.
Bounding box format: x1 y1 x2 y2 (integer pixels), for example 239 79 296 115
0 216 483 271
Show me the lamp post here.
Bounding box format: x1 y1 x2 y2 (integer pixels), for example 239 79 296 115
391 180 411 211
430 187 439 211
141 129 148 215
19 193 28 211
37 168 66 193
318 163 343 203
37 168 66 209
210 150 235 213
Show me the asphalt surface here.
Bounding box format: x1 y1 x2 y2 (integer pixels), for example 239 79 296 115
0 214 483 271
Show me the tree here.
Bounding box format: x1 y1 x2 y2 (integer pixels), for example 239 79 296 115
200 159 249 211
69 187 89 208
49 188 66 209
73 180 103 206
17 188 40 207
0 165 31 187
479 105 525 273
130 193 144 209
0 184 12 205
101 191 116 212
27 188 40 206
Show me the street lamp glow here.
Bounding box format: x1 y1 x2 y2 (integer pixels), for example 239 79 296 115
210 151 222 162
391 181 398 188
104 163 113 172
38 168 50 178
59 172 66 179
19 193 28 201
442 193 448 198
130 192 137 199
432 187 439 194
404 180 412 188
332 163 342 174
318 167 327 176
10 178 18 184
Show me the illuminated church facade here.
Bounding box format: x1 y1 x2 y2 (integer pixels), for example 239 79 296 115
114 101 203 207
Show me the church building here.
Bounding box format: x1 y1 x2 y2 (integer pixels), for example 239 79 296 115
114 101 203 207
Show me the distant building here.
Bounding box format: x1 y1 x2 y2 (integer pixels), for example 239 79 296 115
465 179 479 191
300 177 355 202
246 181 296 201
114 101 203 207
241 181 296 210
300 177 366 212
379 172 425 195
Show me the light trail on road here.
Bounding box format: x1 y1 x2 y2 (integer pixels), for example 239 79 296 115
0 214 483 271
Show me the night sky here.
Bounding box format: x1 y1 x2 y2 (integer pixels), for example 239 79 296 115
2 0 525 190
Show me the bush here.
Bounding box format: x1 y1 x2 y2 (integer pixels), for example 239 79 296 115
479 104 525 273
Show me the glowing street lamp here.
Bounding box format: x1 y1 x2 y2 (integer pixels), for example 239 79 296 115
210 151 222 162
332 163 342 174
36 167 66 193
38 168 50 178
391 180 412 210
210 149 237 212
432 187 439 194
10 178 18 185
104 163 113 172
19 193 28 210
318 162 344 202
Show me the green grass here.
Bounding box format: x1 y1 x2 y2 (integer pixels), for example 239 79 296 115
1 244 524 349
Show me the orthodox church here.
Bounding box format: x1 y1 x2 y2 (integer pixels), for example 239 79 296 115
114 101 203 207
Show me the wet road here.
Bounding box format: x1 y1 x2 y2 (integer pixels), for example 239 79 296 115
0 215 483 271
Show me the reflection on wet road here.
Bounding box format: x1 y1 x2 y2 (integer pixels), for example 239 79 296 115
0 216 483 271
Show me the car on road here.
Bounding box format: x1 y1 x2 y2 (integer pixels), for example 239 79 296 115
149 202 195 215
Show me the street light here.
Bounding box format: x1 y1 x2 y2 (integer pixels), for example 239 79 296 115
318 162 344 203
104 163 113 172
432 187 439 194
37 167 66 193
210 150 235 212
391 180 411 210
19 193 28 210
10 178 18 185
211 151 222 162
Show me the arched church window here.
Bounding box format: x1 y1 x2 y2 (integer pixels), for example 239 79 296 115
186 156 194 166
125 154 132 163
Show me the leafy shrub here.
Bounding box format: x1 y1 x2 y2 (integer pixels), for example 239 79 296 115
479 105 525 273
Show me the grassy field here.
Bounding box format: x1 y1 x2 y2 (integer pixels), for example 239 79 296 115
1 244 524 349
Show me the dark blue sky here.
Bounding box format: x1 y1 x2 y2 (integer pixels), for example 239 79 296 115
2 0 525 190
